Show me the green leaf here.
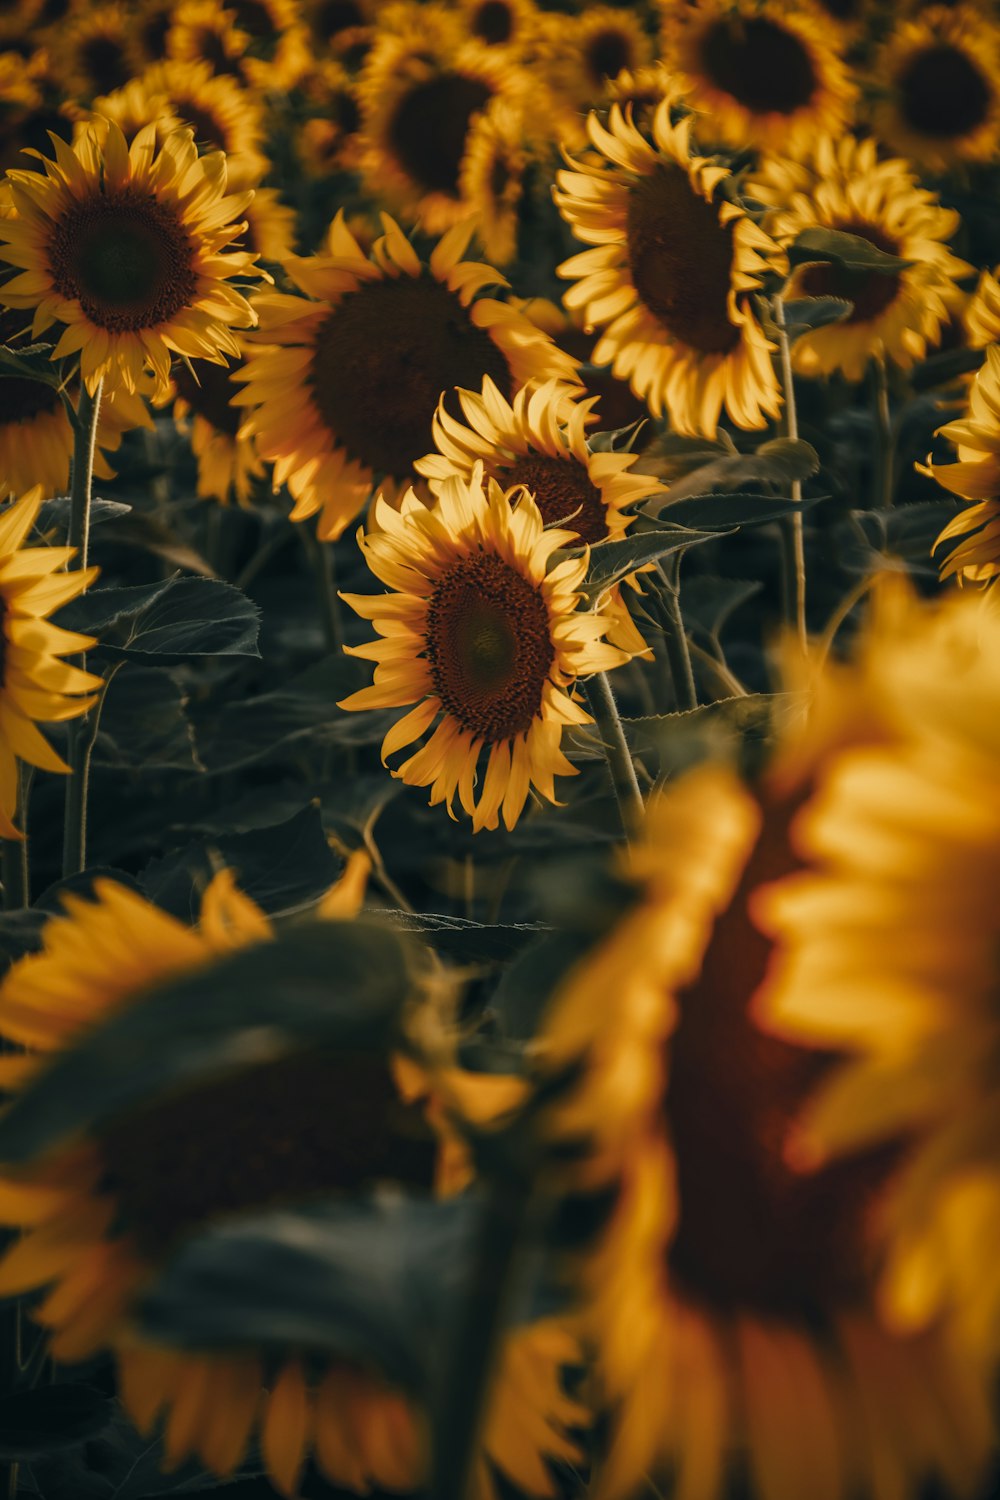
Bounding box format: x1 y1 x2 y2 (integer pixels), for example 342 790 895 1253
56 576 260 660
781 296 854 334
583 524 720 593
658 491 826 530
0 919 418 1165
488 932 584 1043
0 1386 113 1460
643 438 820 504
624 694 796 777
839 501 961 577
0 343 61 390
92 666 200 773
680 576 763 640
787 228 912 273
908 345 985 392
38 496 132 532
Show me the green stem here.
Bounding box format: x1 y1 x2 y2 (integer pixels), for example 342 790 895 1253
872 355 893 509
1 768 29 910
657 555 697 712
772 297 807 653
302 528 343 654
67 381 103 571
585 671 645 837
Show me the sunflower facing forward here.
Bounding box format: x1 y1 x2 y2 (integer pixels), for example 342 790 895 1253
928 343 1000 585
339 468 630 831
556 100 785 436
0 117 260 397
233 212 580 540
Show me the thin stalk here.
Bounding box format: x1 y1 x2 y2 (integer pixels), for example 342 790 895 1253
1 768 29 910
871 355 893 509
302 528 343 654
585 671 644 837
772 297 807 652
657 555 697 711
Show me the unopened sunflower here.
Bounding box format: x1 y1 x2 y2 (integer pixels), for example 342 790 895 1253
339 468 630 832
233 212 579 540
749 134 971 383
0 117 260 397
928 343 1000 585
870 4 1000 175
0 487 101 839
556 100 784 436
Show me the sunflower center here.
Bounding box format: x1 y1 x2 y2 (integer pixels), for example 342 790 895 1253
317 0 364 35
331 89 361 134
897 43 992 139
139 8 172 60
98 1051 437 1256
230 0 275 39
626 164 739 355
699 16 817 115
189 25 244 79
664 801 897 1320
797 220 902 326
425 551 555 742
504 454 608 543
173 100 227 153
47 187 199 334
584 28 632 87
79 34 132 95
489 151 511 199
309 275 512 480
387 74 494 196
173 358 241 435
473 1 513 45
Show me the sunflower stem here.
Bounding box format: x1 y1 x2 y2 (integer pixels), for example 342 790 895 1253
772 297 807 652
585 671 645 837
657 554 698 712
62 382 104 879
872 355 894 509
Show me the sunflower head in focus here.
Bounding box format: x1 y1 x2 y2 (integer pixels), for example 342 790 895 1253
339 467 631 831
0 488 101 839
870 4 1000 174
0 117 261 397
556 100 785 437
658 0 856 154
233 212 580 541
927 343 1000 585
749 134 972 383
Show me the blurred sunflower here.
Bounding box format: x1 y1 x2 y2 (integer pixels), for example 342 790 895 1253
749 134 972 382
604 60 683 125
0 46 44 114
0 117 260 397
556 100 784 437
0 487 101 839
0 869 587 1498
139 59 269 189
165 0 248 82
759 583 1000 1370
658 0 855 154
358 26 522 234
870 4 1000 174
544 6 653 113
303 0 374 57
340 467 630 831
964 265 1000 349
456 0 538 53
927 343 1000 585
237 186 296 262
295 59 363 175
539 754 996 1500
130 0 176 65
232 212 579 540
168 351 265 507
459 97 527 267
49 1 142 102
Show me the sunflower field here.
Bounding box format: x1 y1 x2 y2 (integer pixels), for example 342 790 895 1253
2 0 1000 1498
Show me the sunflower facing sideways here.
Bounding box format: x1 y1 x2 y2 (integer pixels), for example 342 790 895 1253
167 352 266 508
749 134 971 383
339 466 631 832
555 99 785 437
0 487 101 840
0 867 588 1499
927 343 1000 585
0 117 261 398
232 212 579 541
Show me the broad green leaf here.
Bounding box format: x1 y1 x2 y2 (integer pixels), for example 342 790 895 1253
93 666 200 773
38 496 132 532
908 345 985 392
583 524 720 593
787 228 912 273
658 491 826 530
0 1387 113 1460
838 501 962 577
0 343 61 389
781 296 854 334
57 577 260 660
643 437 820 504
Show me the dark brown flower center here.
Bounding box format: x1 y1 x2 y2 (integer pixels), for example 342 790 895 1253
79 33 132 96
626 163 740 355
424 551 555 742
797 220 902 326
173 356 241 435
189 25 246 81
47 187 199 334
330 89 361 135
472 1 513 45
584 27 633 87
230 0 276 40
138 5 173 60
316 0 365 36
489 150 512 200
699 16 817 115
309 275 512 480
503 453 608 543
815 0 860 17
387 74 494 197
171 99 228 153
897 42 992 140
99 1051 437 1256
664 799 898 1320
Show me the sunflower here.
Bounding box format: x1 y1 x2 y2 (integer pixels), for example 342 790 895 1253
926 343 1000 584
165 0 248 82
168 350 265 507
758 582 1000 1372
748 134 972 383
963 264 1000 349
232 212 580 541
538 753 996 1500
303 0 374 57
544 6 653 111
130 0 175 65
456 0 539 54
0 867 587 1499
0 46 44 115
555 100 784 437
0 117 260 398
295 59 363 175
658 0 856 154
339 467 630 831
459 97 527 267
0 487 101 840
49 2 142 102
357 25 523 233
870 4 1000 174
139 60 269 190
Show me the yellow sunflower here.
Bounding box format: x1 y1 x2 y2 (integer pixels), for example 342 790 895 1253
0 487 101 840
130 0 176 66
758 582 1000 1372
455 0 539 55
303 0 374 58
339 467 630 832
555 100 784 437
0 117 260 398
48 1 143 103
963 263 1000 349
459 97 527 267
139 59 269 190
232 212 580 541
749 134 972 383
167 350 264 507
870 4 1000 174
295 59 363 175
165 0 249 83
658 0 856 154
543 6 653 112
0 866 587 1499
927 343 1000 585
0 46 44 115
357 25 523 233
538 754 996 1500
